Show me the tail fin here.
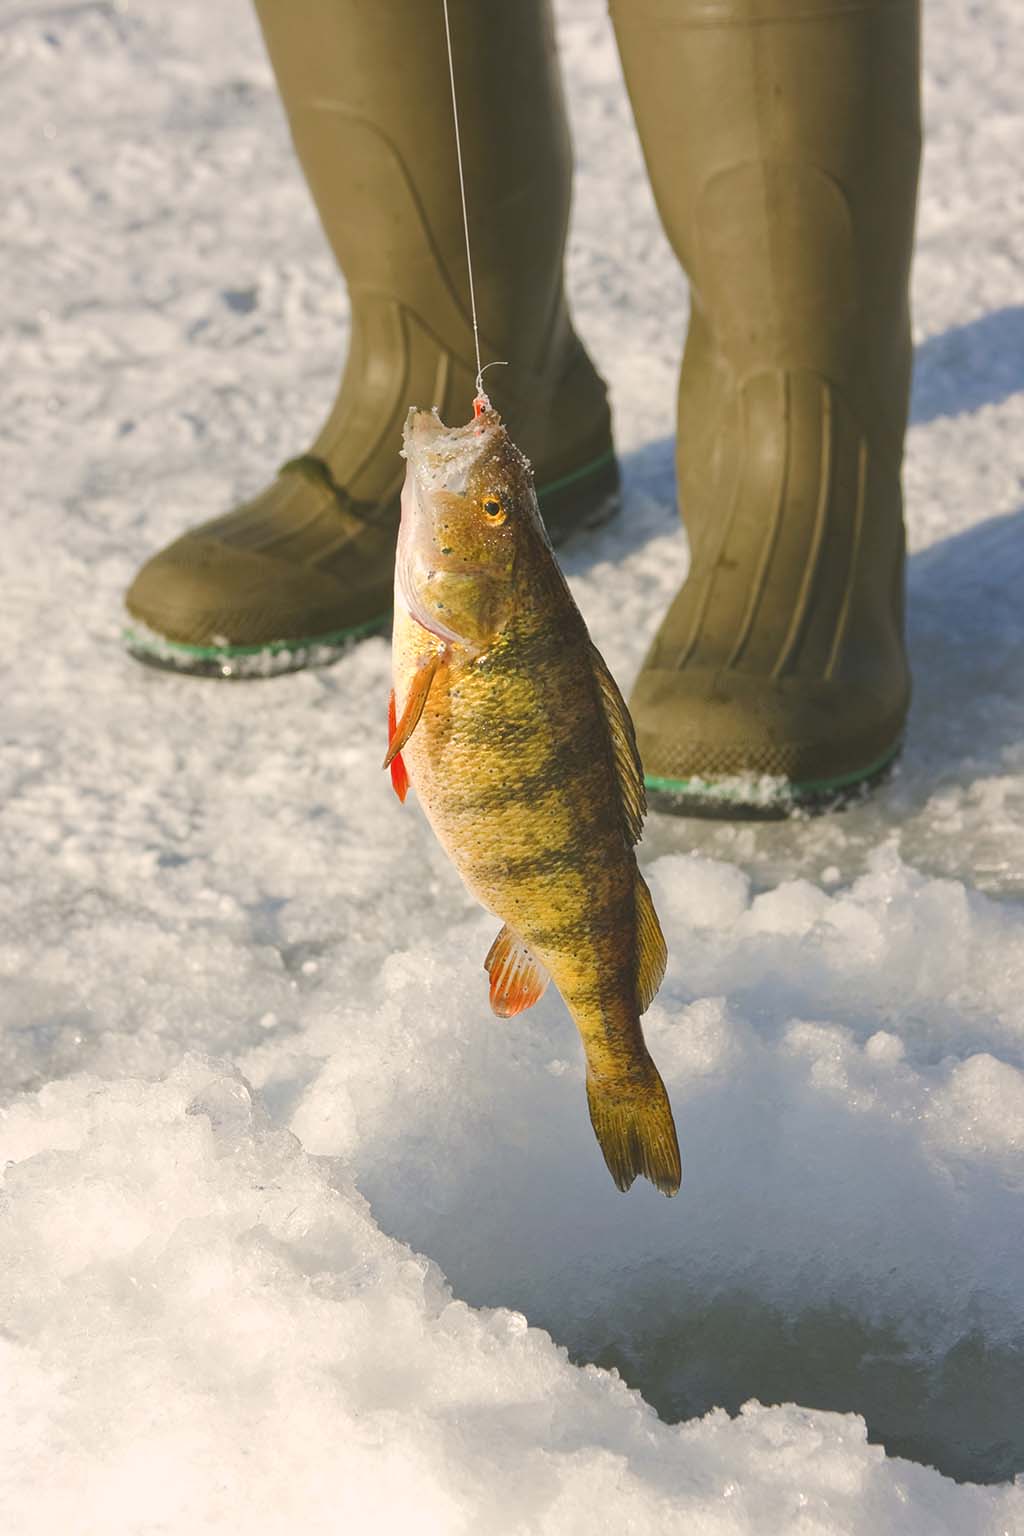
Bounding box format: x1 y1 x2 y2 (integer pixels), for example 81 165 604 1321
585 1063 681 1196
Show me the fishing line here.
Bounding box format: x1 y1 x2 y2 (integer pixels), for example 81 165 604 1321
442 0 494 405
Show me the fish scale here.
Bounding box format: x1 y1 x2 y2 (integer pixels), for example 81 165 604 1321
388 400 680 1195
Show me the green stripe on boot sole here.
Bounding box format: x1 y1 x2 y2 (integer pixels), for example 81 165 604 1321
644 741 903 820
121 613 391 678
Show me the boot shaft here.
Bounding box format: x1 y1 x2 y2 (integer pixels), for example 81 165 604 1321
612 0 921 462
253 0 579 409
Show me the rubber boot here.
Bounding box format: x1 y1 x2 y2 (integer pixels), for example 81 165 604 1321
611 0 921 813
124 0 616 678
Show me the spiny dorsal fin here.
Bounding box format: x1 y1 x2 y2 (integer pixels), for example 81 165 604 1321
588 642 646 845
484 924 550 1017
634 870 667 1013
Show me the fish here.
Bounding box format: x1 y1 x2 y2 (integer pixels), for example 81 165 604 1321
385 397 680 1196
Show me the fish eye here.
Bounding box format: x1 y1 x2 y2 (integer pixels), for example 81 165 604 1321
481 495 506 526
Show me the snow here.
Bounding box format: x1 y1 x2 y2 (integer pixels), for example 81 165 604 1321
2 0 1024 1531
2 1059 1020 1536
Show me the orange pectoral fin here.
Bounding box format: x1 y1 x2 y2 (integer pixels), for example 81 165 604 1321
383 652 443 772
387 691 410 803
485 925 550 1017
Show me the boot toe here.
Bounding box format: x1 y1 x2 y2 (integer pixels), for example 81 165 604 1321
124 533 379 650
631 666 907 795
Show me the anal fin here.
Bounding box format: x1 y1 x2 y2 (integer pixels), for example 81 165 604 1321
484 925 550 1018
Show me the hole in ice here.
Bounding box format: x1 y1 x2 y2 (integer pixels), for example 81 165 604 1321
355 1142 1024 1487
300 849 1024 1489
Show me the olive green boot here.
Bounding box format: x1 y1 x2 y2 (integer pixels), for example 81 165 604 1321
612 0 921 813
124 0 616 677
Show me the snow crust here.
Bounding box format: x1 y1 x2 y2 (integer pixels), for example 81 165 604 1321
2 0 1024 1529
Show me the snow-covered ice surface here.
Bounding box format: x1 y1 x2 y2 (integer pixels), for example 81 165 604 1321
3 0 1024 1530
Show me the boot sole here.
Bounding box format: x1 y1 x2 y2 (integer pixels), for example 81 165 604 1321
121 451 620 679
120 612 392 679
644 740 902 821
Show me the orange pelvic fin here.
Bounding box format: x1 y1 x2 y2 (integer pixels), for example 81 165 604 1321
484 924 550 1017
387 691 410 803
383 651 443 771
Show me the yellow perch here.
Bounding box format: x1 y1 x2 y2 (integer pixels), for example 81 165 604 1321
386 399 680 1195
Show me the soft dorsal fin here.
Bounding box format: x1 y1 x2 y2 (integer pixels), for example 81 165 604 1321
588 642 646 845
484 924 550 1017
634 870 667 1013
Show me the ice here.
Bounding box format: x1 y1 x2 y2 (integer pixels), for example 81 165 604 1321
3 0 1024 1527
282 848 1024 1482
2 1060 1020 1535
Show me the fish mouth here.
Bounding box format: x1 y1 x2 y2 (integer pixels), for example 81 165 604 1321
402 406 500 496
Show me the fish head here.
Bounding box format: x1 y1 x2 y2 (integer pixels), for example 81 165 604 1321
396 402 546 652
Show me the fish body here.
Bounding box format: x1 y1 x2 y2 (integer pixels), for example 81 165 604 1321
388 402 680 1195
